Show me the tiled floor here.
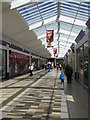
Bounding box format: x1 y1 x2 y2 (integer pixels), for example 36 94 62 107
0 69 88 119
64 75 88 118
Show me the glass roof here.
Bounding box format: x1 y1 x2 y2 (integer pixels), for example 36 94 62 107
11 0 90 58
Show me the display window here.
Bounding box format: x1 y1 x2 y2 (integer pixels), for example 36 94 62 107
9 51 29 77
84 42 88 87
2 49 6 79
31 57 38 70
77 41 89 88
0 49 2 79
78 45 84 83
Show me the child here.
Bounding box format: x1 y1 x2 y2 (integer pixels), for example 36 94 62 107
59 71 64 86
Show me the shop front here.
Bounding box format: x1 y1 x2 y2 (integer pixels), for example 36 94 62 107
0 49 7 79
9 51 29 78
77 41 89 88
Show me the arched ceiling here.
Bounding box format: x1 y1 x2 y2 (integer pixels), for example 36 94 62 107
2 0 90 58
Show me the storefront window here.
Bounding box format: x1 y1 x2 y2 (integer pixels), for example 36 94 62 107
9 51 29 77
31 57 38 70
79 46 84 83
0 49 2 80
77 49 79 79
84 42 88 87
2 50 6 79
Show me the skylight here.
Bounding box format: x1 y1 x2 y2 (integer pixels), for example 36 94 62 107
10 0 89 58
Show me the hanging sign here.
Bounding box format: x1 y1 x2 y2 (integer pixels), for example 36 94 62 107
46 30 54 47
53 48 57 55
53 48 57 57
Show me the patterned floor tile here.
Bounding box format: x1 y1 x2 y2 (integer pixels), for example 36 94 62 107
1 70 69 120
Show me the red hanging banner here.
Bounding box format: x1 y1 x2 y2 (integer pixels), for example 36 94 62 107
53 48 57 55
46 30 54 47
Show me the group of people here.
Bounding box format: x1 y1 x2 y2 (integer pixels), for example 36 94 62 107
59 64 73 86
28 63 73 86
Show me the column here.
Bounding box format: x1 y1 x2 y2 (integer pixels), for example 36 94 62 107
68 52 69 64
38 58 40 68
54 58 56 66
74 46 76 73
6 44 9 79
29 53 31 65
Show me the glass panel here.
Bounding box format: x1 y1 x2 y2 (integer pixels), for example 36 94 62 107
44 15 57 25
84 42 88 87
76 13 89 21
59 29 70 35
26 16 41 22
72 25 85 34
46 22 57 30
28 18 42 25
37 33 46 39
71 32 78 37
59 15 74 25
23 11 41 19
41 7 57 16
17 3 37 14
60 4 78 11
2 50 6 79
29 21 42 30
60 34 69 39
17 3 36 11
60 21 72 31
69 36 76 41
81 2 90 6
61 1 80 7
60 6 77 14
38 1 57 10
78 45 84 83
34 26 46 36
43 12 57 20
74 19 86 27
39 3 57 12
60 10 76 18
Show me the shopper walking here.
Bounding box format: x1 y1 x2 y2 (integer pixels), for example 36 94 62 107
65 64 73 84
29 64 34 76
59 70 64 87
56 64 59 72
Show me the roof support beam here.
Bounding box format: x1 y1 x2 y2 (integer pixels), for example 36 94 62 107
63 2 82 51
57 0 60 56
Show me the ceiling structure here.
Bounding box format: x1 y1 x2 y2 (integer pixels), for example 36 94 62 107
2 2 51 58
4 0 90 58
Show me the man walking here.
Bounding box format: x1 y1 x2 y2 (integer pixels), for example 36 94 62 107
65 64 73 84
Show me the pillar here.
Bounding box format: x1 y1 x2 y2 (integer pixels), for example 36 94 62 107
68 52 69 64
74 46 76 73
38 58 40 68
6 44 9 79
29 53 31 65
54 58 56 67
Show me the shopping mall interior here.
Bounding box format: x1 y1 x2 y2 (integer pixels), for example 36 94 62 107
0 0 90 120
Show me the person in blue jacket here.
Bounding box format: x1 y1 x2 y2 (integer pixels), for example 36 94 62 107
60 71 64 86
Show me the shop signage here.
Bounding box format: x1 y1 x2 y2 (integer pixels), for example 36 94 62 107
86 18 90 29
9 51 29 60
75 30 85 43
